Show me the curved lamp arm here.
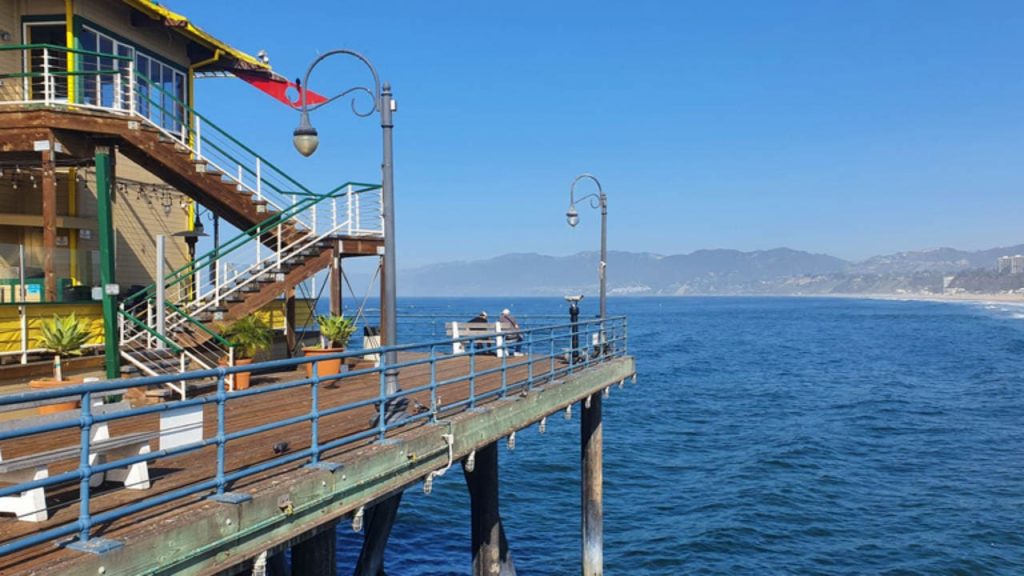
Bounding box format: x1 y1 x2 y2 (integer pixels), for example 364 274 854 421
294 49 382 156
567 173 606 226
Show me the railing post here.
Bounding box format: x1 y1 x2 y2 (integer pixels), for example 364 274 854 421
347 186 354 235
377 354 388 441
215 369 227 495
549 326 556 380
146 301 153 347
526 329 534 391
469 339 477 410
312 204 317 235
195 116 202 157
332 192 338 232
237 165 244 189
128 60 136 115
429 345 438 423
255 157 262 202
42 47 51 103
310 360 320 464
500 337 508 397
114 72 122 111
78 391 93 543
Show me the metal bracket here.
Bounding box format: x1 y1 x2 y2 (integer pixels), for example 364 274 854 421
465 449 476 473
539 416 547 434
67 537 123 555
305 461 343 473
352 506 364 532
603 386 611 398
209 492 253 505
507 431 516 451
564 404 573 420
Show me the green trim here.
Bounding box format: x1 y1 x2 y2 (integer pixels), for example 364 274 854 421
117 310 184 354
20 15 66 24
164 301 234 349
96 148 120 379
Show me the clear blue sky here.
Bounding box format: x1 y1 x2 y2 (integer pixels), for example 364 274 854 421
176 0 1024 267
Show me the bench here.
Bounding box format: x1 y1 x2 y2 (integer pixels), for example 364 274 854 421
0 400 153 522
445 322 508 358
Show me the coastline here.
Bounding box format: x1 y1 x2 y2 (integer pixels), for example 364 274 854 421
826 292 1024 305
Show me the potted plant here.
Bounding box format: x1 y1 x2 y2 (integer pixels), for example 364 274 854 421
303 315 357 379
30 313 92 414
220 316 272 391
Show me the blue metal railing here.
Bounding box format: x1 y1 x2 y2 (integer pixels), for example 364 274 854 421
0 316 627 556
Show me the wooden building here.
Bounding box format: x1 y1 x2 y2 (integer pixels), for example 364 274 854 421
0 0 384 377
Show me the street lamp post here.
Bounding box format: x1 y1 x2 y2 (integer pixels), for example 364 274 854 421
566 173 607 576
566 173 608 341
292 49 399 397
293 50 402 576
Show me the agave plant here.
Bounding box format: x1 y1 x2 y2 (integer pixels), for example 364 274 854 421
317 315 357 349
221 316 272 360
39 313 92 381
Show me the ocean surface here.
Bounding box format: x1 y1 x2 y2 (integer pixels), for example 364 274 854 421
329 297 1024 575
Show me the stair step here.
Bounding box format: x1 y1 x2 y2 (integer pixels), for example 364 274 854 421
241 284 261 293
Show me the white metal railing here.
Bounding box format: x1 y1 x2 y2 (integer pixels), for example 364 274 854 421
2 44 386 383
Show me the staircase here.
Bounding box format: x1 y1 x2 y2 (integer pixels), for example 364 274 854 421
0 45 384 395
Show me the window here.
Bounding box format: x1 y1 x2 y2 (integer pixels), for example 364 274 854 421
79 25 186 135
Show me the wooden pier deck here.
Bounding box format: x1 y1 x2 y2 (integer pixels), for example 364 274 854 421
0 352 636 575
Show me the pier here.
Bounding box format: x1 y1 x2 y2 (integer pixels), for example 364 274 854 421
0 317 635 575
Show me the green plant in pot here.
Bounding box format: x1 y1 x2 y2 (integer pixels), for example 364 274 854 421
220 316 272 391
303 315 357 379
31 313 92 414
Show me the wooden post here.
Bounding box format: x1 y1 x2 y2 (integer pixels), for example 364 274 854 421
41 144 57 301
267 551 288 575
353 493 403 576
463 442 516 576
581 393 603 576
329 244 342 316
291 522 337 576
285 289 296 358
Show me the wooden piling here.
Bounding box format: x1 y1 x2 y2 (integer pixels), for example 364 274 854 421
582 393 603 576
463 442 516 576
291 521 337 576
41 144 57 301
353 493 403 576
285 289 296 357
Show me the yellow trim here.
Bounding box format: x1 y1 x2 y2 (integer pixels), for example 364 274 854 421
68 168 78 285
119 0 269 73
65 0 75 102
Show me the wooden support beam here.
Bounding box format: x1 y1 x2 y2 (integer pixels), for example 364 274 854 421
291 522 337 576
329 244 342 317
353 493 403 576
463 442 516 576
581 393 603 576
41 144 58 301
285 289 297 358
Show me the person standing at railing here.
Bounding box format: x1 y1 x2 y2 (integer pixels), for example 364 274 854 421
500 308 523 356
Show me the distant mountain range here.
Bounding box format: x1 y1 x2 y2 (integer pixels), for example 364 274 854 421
395 244 1024 296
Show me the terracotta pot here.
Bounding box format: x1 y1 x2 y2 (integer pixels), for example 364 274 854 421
29 377 83 415
302 347 346 380
220 357 253 391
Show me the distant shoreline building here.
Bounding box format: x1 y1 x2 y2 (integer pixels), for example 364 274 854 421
996 255 1024 274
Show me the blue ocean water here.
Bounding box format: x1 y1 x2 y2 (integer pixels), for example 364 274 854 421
331 297 1024 575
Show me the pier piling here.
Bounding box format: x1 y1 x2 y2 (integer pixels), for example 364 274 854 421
291 521 338 576
582 392 603 576
463 442 516 576
353 493 404 576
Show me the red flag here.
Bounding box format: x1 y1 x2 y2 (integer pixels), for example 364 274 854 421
235 70 328 110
